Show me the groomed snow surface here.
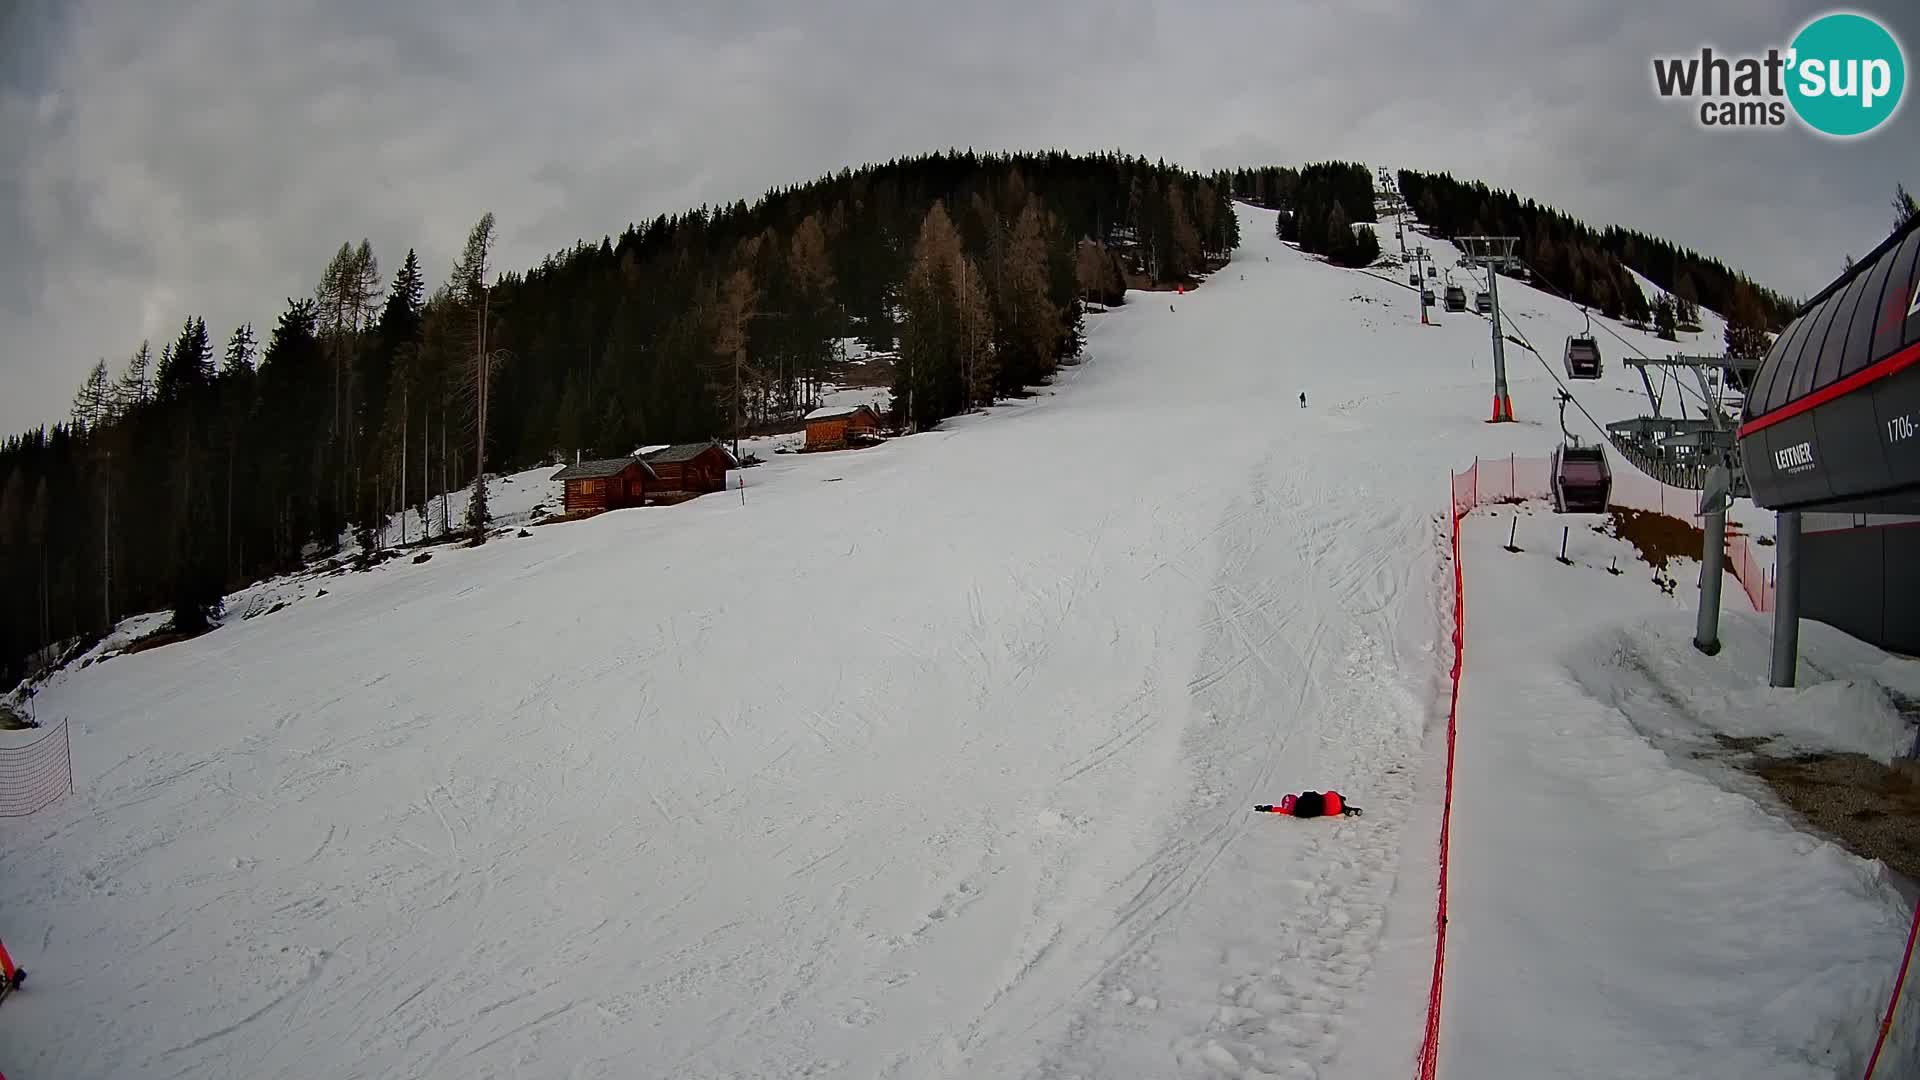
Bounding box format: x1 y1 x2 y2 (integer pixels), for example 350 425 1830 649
1449 505 1920 1079
3 200 1916 1079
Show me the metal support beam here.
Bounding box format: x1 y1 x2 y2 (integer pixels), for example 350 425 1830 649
1770 510 1802 688
1694 467 1731 656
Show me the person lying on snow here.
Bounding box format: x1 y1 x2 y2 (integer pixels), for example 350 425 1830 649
1253 790 1362 818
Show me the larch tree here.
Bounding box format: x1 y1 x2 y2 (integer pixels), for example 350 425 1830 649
450 213 499 544
1724 280 1771 361
710 263 759 458
788 213 839 407
71 360 114 430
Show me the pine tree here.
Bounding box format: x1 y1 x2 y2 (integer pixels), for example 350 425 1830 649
1325 201 1352 263
1894 183 1917 232
224 323 257 375
116 342 152 414
1654 294 1677 340
1163 181 1201 280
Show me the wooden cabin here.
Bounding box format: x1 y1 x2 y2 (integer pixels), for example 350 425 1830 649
639 442 736 495
804 404 880 450
550 457 656 513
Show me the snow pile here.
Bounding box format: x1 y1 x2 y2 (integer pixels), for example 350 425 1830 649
1572 613 1920 766
1448 502 1920 1079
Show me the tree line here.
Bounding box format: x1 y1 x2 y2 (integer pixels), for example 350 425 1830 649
1228 162 1382 268
1393 169 1798 338
0 150 1237 682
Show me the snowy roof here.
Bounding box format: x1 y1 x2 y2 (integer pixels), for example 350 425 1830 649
640 441 738 467
551 457 655 481
805 404 876 421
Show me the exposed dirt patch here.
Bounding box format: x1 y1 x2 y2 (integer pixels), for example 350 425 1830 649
1746 752 1920 882
123 622 217 656
530 509 605 527
1603 507 1704 573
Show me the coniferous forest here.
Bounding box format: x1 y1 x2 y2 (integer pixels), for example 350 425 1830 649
0 150 1240 682
0 150 1806 684
1227 162 1383 268
1394 169 1797 341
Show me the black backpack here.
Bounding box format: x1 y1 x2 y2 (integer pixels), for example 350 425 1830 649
1293 791 1326 819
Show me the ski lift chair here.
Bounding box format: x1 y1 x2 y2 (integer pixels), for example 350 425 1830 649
1473 291 1492 314
1409 271 1421 286
1421 287 1436 306
1563 335 1603 379
1444 284 1466 312
1551 443 1612 514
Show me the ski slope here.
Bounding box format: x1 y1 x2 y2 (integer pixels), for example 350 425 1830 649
1448 505 1920 1079
1 199 1906 1079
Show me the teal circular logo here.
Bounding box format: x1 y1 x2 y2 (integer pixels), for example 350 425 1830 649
1787 12 1906 137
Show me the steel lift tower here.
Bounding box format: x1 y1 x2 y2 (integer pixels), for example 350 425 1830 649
1455 236 1521 422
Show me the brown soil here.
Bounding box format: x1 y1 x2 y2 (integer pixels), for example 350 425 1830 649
1124 271 1203 294
1604 507 1704 573
1745 751 1920 882
530 509 605 527
123 622 216 656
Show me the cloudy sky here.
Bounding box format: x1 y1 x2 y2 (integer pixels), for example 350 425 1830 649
2 0 1915 435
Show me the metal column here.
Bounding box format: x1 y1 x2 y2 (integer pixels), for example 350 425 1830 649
1694 465 1731 656
1487 265 1511 421
1769 510 1802 688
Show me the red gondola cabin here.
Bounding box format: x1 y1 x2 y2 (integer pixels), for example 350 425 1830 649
551 457 656 513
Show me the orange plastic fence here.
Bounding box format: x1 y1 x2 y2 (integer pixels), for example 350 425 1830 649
1416 501 1466 1080
1451 454 1775 612
0 719 73 817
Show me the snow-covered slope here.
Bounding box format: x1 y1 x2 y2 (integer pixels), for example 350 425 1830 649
1448 504 1920 1079
1 198 1908 1079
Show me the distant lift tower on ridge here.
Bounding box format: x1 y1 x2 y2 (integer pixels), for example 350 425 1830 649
1455 235 1521 423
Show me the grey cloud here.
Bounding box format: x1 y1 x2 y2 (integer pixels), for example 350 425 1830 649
2 0 1916 435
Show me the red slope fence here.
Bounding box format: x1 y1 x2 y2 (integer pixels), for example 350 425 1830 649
1416 487 1468 1080
1441 457 1913 1079
0 719 73 817
1449 453 1776 613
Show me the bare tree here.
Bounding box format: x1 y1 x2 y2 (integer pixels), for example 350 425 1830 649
449 213 500 545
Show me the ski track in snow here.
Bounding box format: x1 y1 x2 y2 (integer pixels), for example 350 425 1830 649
0 201 1813 1078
